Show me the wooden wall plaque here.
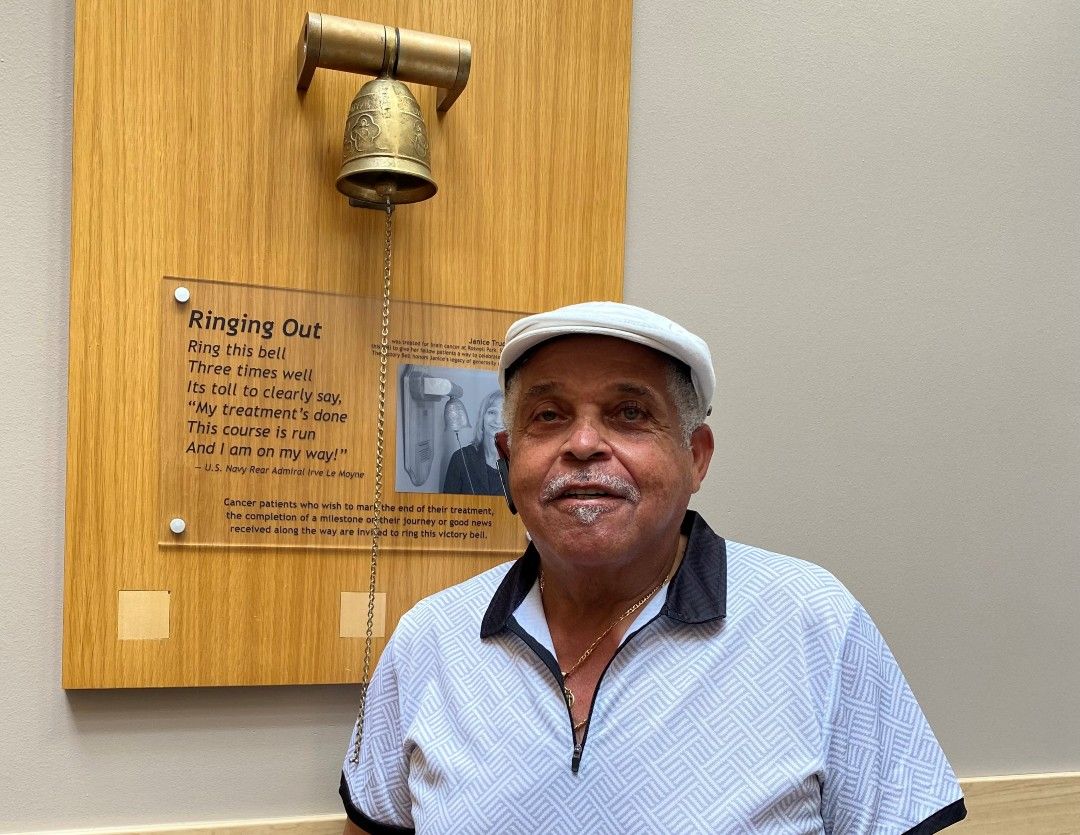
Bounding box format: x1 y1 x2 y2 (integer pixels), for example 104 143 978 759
64 0 630 688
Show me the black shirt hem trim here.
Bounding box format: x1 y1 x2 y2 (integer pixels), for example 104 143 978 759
901 798 967 835
340 771 415 834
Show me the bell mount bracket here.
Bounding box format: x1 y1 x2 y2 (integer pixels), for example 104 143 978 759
295 12 472 113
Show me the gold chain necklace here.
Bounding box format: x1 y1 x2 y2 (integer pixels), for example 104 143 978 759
539 571 665 715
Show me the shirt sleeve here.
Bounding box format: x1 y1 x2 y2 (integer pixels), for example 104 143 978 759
821 603 966 835
340 632 416 834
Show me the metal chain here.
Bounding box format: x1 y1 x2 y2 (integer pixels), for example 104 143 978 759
350 197 394 765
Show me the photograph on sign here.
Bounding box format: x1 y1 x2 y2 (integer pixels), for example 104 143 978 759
395 365 504 497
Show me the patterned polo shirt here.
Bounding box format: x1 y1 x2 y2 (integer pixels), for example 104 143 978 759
341 511 966 834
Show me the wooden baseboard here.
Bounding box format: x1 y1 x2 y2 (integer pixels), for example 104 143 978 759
957 772 1080 834
24 816 345 835
23 773 1080 835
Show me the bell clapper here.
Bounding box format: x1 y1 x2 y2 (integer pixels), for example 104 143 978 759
375 181 398 203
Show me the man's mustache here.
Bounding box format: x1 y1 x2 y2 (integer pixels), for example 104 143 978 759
540 469 640 502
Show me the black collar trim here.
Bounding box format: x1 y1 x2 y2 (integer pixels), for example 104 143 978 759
480 510 727 639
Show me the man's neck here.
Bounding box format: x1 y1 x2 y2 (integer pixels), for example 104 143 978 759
537 532 686 634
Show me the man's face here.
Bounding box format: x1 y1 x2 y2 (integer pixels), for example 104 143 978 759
497 336 713 570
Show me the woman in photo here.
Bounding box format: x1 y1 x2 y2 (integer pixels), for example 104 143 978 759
442 390 504 496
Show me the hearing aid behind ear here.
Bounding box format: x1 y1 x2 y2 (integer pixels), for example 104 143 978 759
496 455 517 515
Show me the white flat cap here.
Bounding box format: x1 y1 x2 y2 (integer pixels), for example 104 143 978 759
499 301 715 414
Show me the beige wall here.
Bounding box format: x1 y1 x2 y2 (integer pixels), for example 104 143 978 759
622 0 1080 778
0 0 1076 830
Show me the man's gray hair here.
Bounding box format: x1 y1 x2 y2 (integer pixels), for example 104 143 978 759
665 362 707 446
502 358 706 448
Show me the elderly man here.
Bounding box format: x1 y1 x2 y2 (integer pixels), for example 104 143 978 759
340 302 966 834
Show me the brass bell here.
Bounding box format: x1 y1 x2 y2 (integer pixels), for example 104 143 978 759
337 76 438 206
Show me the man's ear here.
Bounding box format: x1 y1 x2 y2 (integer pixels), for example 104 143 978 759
494 431 516 515
688 424 714 494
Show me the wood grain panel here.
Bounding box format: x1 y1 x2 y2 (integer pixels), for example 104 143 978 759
64 0 631 687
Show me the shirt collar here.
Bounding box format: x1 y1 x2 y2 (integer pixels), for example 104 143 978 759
480 510 727 639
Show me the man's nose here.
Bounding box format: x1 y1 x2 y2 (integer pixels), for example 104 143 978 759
561 416 611 460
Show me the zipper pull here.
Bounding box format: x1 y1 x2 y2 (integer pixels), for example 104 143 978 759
571 744 582 774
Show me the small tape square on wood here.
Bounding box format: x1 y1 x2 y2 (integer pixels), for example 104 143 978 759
340 592 387 638
117 590 171 640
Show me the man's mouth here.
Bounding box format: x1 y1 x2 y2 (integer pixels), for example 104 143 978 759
541 470 640 504
560 488 614 499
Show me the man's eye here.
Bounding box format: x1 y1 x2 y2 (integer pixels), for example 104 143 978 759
619 405 645 421
535 409 560 422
